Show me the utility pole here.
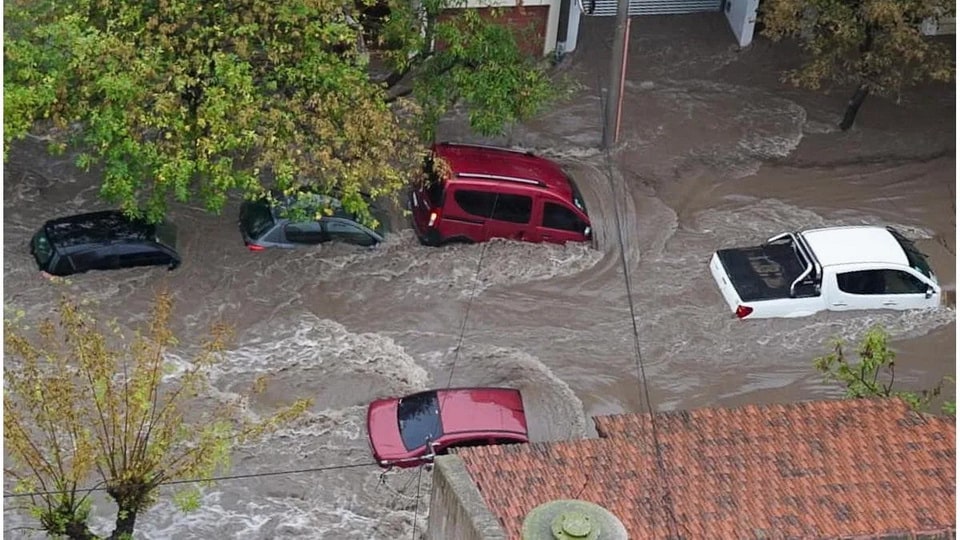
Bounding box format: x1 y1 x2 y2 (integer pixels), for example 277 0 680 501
602 0 630 149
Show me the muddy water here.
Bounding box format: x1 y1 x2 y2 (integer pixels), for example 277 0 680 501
4 15 955 539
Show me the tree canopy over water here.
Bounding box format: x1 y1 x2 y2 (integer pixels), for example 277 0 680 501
760 0 954 130
4 0 556 222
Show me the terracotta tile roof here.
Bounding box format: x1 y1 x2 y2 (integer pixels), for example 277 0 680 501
455 398 956 539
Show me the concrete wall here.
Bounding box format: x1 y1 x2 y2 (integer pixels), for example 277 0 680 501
426 456 507 540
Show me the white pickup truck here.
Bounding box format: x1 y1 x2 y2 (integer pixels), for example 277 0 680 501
709 226 942 319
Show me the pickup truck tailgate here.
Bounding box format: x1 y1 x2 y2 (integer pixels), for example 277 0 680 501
709 252 741 313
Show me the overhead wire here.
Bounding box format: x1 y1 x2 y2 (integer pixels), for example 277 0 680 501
593 28 682 537
410 464 424 540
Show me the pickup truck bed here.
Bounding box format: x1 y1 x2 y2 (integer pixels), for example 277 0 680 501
716 243 807 302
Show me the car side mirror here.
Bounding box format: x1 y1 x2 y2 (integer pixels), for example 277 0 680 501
584 226 592 238
925 286 934 299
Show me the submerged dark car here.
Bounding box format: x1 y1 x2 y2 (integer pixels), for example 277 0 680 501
31 211 181 277
239 193 386 251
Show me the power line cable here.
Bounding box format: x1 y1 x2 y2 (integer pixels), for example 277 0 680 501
3 461 378 499
593 51 682 537
410 464 424 540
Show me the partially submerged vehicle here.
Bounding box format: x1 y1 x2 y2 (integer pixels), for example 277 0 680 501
709 226 941 319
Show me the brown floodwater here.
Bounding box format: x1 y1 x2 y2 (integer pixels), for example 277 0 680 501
3 14 954 539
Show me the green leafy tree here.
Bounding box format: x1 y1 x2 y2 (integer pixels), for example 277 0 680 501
4 0 556 223
814 326 955 415
760 0 954 130
4 292 311 539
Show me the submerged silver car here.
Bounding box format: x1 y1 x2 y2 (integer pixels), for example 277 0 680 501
239 193 385 251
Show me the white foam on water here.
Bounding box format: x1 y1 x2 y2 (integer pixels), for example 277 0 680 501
422 343 589 442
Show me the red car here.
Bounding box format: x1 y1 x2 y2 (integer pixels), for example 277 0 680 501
366 387 529 468
410 143 592 246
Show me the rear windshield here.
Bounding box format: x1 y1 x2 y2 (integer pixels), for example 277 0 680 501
241 201 276 240
155 222 177 250
888 228 933 278
397 391 441 451
423 156 445 206
31 229 54 268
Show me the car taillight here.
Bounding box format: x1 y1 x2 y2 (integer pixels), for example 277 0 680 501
428 210 439 228
735 305 753 319
247 244 265 252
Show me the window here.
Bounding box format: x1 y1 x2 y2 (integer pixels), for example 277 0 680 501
241 202 276 241
837 269 927 295
284 221 324 244
836 270 885 295
888 228 933 278
423 156 445 206
73 248 120 272
323 219 377 247
398 391 442 452
454 190 532 223
882 270 927 294
52 255 75 276
542 202 584 232
118 248 172 269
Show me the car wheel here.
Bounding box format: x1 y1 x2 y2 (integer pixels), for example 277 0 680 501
441 236 474 246
419 230 443 246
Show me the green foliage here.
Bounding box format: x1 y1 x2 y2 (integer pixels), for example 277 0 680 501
4 291 311 538
814 326 955 415
760 0 954 124
4 0 557 222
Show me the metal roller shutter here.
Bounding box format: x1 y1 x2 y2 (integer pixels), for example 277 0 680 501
583 0 722 16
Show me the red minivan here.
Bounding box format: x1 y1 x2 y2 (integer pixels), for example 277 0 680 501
410 143 592 246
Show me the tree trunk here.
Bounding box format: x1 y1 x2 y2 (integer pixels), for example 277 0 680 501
64 520 101 540
839 84 870 131
110 506 139 540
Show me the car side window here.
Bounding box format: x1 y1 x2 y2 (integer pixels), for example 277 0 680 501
453 190 532 224
52 255 75 275
73 248 118 271
882 270 927 294
492 194 532 224
454 190 497 218
284 221 325 244
542 202 584 231
118 247 171 269
836 270 886 295
322 219 377 247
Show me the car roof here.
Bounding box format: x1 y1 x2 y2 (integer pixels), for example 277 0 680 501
433 143 574 199
800 226 908 268
43 210 157 250
436 387 528 438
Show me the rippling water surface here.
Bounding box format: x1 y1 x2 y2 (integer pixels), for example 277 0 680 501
4 15 955 539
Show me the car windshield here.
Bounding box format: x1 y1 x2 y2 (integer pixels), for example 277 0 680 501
31 229 54 268
888 227 933 278
397 391 442 451
241 201 276 240
568 174 587 214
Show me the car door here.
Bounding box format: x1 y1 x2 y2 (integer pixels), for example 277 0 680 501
117 244 176 270
534 199 590 244
831 268 934 311
321 218 380 247
281 221 325 246
483 192 534 242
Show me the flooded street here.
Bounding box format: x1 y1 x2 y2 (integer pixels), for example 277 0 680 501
4 15 955 539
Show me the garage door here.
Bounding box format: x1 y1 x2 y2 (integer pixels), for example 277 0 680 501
583 0 722 16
